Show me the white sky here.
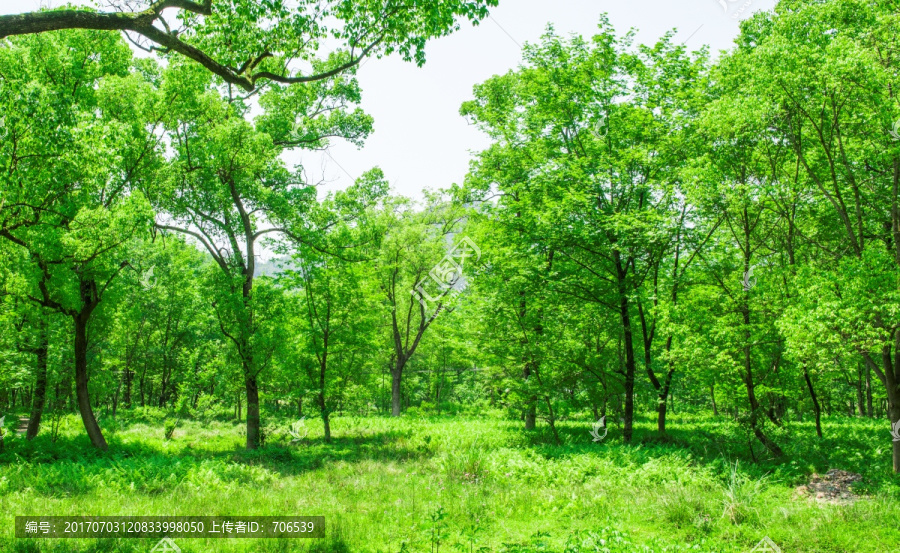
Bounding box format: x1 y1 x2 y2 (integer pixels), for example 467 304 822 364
2 0 778 200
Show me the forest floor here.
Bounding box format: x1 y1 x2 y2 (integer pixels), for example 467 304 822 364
0 410 898 552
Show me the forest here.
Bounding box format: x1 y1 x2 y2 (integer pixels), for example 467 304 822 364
1 0 900 552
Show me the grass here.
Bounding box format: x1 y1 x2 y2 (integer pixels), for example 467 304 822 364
0 410 899 552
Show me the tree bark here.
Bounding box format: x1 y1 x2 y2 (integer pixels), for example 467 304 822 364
544 397 560 444
73 313 107 450
742 289 782 456
26 327 49 440
319 357 331 443
245 374 260 449
123 368 133 409
803 366 823 438
391 363 403 417
322 410 331 443
656 353 675 434
854 362 865 417
866 362 874 417
616 275 636 443
523 362 536 430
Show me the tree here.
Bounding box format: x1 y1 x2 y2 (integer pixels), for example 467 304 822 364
723 0 900 471
281 173 385 441
374 194 469 417
0 30 161 449
0 0 498 93
461 22 706 441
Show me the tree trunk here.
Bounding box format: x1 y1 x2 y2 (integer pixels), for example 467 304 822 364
866 362 874 418
26 329 49 440
742 306 782 457
245 374 260 449
545 397 560 444
711 384 719 416
892 409 900 474
112 374 120 418
123 368 133 409
612 252 637 443
887 376 900 473
523 362 536 430
139 365 147 407
73 313 108 450
619 294 636 443
391 363 403 417
803 366 823 438
322 410 331 443
855 362 865 417
657 362 675 434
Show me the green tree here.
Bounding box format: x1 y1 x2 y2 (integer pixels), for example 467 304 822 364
462 22 707 440
0 0 497 93
281 174 385 441
0 31 161 449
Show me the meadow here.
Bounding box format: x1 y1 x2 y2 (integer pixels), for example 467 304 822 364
1 411 898 553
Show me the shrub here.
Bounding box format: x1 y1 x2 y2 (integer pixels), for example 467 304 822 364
164 419 177 441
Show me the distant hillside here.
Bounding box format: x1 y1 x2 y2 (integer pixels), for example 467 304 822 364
254 257 295 277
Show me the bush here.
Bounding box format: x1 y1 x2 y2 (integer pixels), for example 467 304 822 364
164 419 177 441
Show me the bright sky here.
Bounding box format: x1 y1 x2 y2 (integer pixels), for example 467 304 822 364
3 0 779 200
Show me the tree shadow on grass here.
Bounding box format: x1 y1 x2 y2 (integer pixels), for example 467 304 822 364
511 414 895 485
0 428 431 498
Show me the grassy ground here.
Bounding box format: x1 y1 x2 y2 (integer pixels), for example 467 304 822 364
0 410 898 552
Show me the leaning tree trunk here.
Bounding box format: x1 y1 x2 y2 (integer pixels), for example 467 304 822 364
73 313 108 450
741 297 782 457
803 365 823 438
26 326 49 440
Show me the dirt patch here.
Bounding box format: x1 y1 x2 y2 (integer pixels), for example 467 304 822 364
794 469 866 505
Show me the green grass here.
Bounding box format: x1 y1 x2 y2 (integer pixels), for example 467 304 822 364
1 411 899 552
